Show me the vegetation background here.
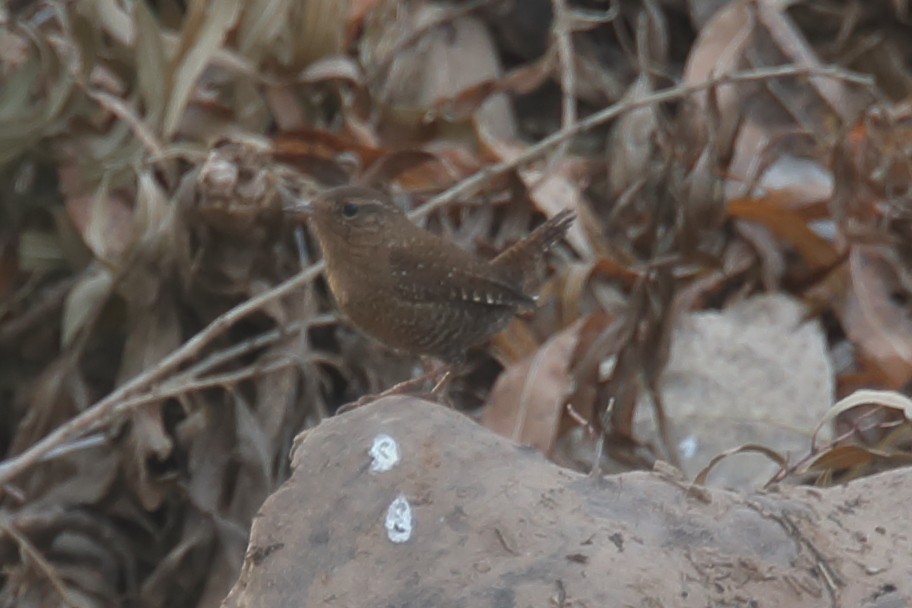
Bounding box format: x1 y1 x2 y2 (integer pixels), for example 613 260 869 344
1 0 912 606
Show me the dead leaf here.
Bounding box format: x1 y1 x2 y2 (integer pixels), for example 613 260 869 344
363 3 517 141
726 192 841 272
482 317 587 454
61 268 113 348
840 246 912 388
63 189 135 263
606 75 659 199
475 125 594 258
805 444 877 473
684 0 864 201
163 0 242 137
134 1 168 128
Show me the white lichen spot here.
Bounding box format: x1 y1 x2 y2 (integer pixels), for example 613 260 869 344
678 435 698 459
370 433 400 472
385 495 413 543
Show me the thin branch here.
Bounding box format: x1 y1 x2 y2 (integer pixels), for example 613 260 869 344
0 264 322 485
0 519 81 608
109 359 296 420
38 354 312 466
413 63 873 219
41 433 108 463
544 0 578 172
0 63 874 487
178 313 335 380
5 311 334 476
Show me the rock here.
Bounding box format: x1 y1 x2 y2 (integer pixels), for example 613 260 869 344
223 396 911 608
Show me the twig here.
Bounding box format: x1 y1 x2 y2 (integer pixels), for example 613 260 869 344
542 0 578 177
178 313 335 380
109 359 296 420
565 403 595 436
3 310 334 477
0 519 81 608
40 433 108 463
0 63 874 487
0 263 322 485
39 354 310 466
766 404 895 485
413 63 874 219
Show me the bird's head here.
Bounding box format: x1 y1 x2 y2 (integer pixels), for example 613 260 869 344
285 186 408 252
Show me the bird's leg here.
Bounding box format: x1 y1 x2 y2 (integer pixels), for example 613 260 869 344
337 360 451 413
422 359 475 405
376 364 442 397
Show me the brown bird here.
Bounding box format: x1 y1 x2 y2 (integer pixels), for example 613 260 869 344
287 186 574 364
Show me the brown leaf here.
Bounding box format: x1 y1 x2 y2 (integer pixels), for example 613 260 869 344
840 246 912 388
805 444 879 473
490 318 542 364
63 190 135 263
163 0 242 137
500 50 556 95
476 127 595 258
561 311 617 428
116 260 182 510
363 3 517 141
482 317 588 454
726 192 841 272
274 128 384 171
812 389 912 448
359 150 457 191
134 0 168 127
606 75 659 199
684 0 863 201
61 268 113 348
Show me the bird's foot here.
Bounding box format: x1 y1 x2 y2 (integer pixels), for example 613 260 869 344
336 365 452 414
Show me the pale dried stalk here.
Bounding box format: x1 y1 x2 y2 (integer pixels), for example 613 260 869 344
415 63 873 218
545 0 578 172
0 520 82 608
110 359 296 418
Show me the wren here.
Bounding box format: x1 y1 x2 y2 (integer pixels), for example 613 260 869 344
287 186 574 363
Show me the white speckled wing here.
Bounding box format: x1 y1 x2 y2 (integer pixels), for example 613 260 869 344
388 243 532 310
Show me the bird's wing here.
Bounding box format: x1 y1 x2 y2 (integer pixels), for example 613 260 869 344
388 244 533 309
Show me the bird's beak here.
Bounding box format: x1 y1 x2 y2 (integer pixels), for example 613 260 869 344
278 184 315 219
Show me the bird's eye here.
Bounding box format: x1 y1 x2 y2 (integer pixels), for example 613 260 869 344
341 202 360 219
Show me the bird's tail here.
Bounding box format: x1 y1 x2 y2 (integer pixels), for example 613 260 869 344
491 208 575 290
